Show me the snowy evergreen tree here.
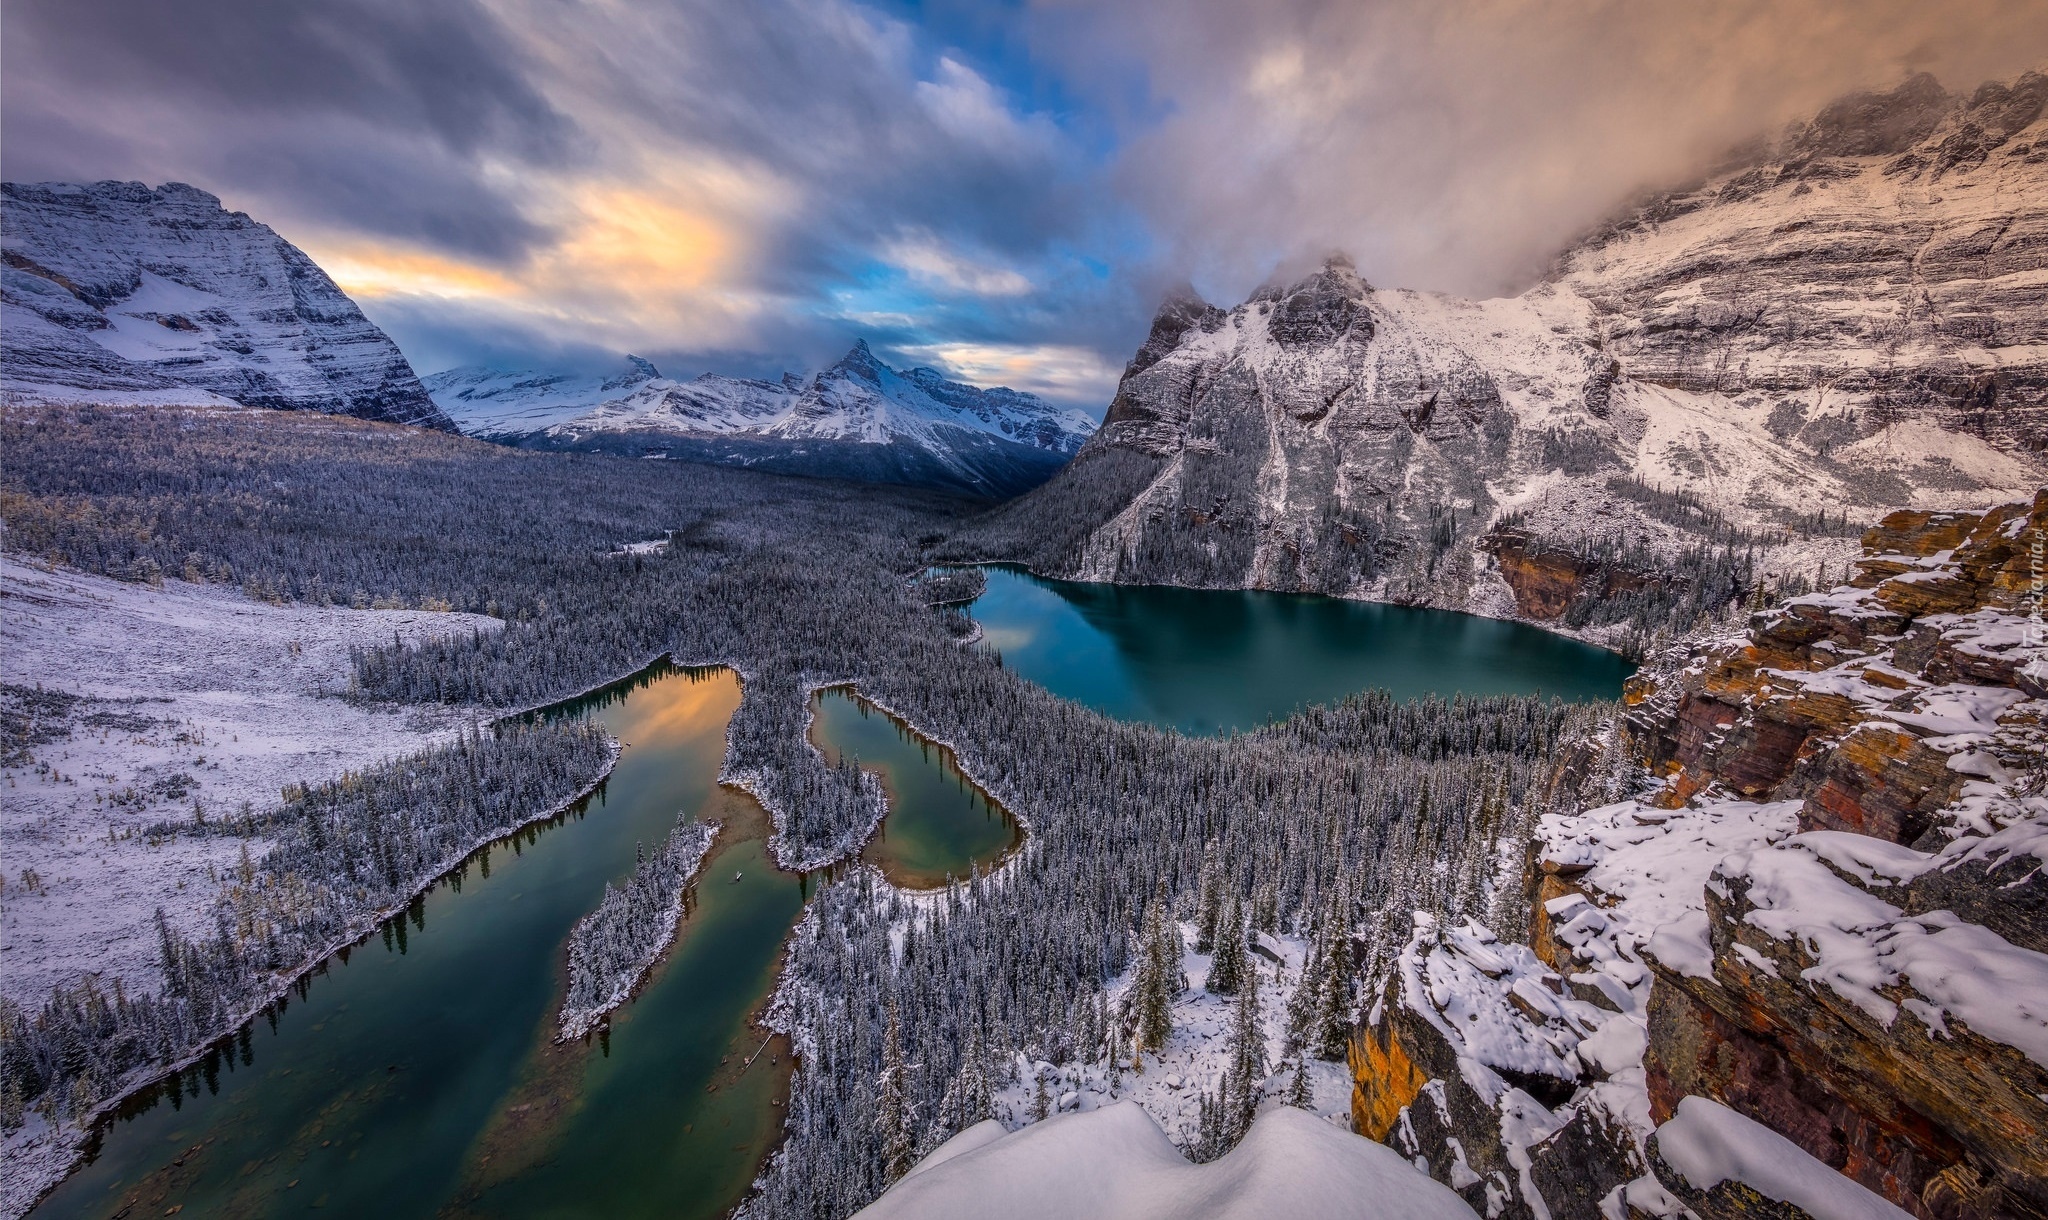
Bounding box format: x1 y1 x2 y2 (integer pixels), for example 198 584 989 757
1286 877 1355 1061
1223 974 1267 1139
1286 1058 1314 1110
1128 894 1181 1055
1252 876 1280 933
1192 842 1224 952
1206 895 1246 996
1 405 1615 1211
878 998 916 1183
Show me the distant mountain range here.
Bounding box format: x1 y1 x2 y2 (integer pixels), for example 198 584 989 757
1 181 452 429
426 341 1098 498
950 70 2048 644
9 70 2045 523
0 178 1095 498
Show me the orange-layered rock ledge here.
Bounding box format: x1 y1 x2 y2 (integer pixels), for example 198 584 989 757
1352 489 2048 1220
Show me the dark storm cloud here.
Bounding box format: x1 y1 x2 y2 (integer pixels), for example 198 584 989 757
7 0 2046 406
4 0 568 157
0 0 574 259
501 0 1091 283
1033 0 2048 302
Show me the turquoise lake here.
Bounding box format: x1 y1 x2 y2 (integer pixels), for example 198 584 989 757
961 566 1633 735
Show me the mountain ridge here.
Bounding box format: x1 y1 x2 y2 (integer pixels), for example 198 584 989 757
942 69 2048 651
0 180 452 430
428 340 1098 498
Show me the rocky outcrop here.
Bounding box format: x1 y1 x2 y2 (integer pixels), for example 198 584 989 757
1644 849 2048 1219
948 71 2047 642
1 181 452 430
1625 490 2048 844
1356 490 2048 1219
1605 492 2048 1219
1483 527 1667 622
1348 915 1652 1219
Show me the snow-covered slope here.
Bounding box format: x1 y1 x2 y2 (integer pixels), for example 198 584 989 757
1557 71 2048 455
0 554 497 1007
854 1103 1478 1220
1 181 451 429
428 341 1097 498
954 70 2048 640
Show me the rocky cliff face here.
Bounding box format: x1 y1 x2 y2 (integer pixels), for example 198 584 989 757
1557 72 2048 456
1 181 451 430
948 71 2048 647
1350 492 2048 1219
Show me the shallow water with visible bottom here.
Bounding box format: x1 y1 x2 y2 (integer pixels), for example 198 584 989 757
32 663 1012 1220
31 569 1624 1217
809 688 1019 888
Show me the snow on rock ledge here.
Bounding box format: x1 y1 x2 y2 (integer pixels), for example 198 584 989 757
1595 491 2048 1219
1649 1096 1914 1220
854 1101 1479 1220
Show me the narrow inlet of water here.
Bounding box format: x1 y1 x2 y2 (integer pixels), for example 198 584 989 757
33 663 1017 1220
809 688 1020 888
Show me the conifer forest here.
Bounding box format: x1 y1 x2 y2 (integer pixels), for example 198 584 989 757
1 406 1607 1216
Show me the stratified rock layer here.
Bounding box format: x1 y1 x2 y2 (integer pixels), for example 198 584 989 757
1616 492 2048 1219
2 181 451 430
1558 72 2048 454
953 72 2048 641
1354 490 2048 1220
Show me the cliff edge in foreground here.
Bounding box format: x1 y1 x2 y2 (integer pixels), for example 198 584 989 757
1353 489 2048 1219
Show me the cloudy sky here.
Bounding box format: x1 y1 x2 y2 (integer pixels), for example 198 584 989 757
6 0 2047 410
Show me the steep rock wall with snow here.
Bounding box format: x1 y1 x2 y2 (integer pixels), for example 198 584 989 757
947 71 2048 646
1557 72 2048 455
1 181 452 429
1352 493 2048 1220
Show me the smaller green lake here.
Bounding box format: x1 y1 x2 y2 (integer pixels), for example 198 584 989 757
961 566 1633 735
809 688 1020 887
32 663 1019 1220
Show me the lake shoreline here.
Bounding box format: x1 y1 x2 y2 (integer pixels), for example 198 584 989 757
934 562 1633 736
7 735 625 1220
938 557 1639 658
807 684 1024 891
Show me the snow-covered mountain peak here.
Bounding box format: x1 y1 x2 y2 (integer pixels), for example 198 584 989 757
826 338 886 380
427 340 1098 497
970 66 2048 637
1 180 451 429
1787 71 1955 160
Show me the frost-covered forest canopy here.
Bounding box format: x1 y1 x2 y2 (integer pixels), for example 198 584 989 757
1 405 1615 1217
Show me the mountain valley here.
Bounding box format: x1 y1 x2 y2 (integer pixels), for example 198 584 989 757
4 35 2048 1220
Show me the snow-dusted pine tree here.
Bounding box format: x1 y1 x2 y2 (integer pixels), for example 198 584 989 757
878 998 916 1182
1224 973 1267 1137
1193 841 1224 951
1206 895 1246 995
1286 1058 1314 1109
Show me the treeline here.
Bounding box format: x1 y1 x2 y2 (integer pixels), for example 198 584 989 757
5 405 1607 1217
2 405 972 710
745 678 1592 1218
0 721 612 1132
912 567 986 606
